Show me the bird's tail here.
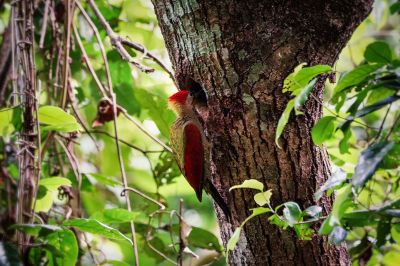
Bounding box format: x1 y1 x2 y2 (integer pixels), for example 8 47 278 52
204 179 231 219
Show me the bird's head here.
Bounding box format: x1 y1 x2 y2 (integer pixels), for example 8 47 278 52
168 90 193 115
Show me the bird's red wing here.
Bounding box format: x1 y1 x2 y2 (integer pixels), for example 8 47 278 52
183 123 204 201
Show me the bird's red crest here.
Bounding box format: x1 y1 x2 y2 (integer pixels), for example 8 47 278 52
168 90 189 106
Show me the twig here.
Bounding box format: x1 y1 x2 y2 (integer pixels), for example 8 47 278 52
60 0 73 108
121 39 176 85
85 0 154 73
39 0 50 49
121 187 166 216
75 1 112 97
111 91 140 265
72 23 109 99
385 113 400 141
87 130 163 154
177 199 184 266
374 103 391 141
121 111 173 153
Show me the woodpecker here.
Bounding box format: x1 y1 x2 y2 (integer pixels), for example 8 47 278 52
168 90 230 218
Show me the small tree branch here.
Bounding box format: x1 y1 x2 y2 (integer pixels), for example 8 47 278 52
85 0 154 73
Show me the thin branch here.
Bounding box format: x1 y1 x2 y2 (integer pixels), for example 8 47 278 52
75 1 112 97
374 103 391 141
72 23 109 99
121 110 173 153
121 187 166 216
87 130 163 154
121 39 176 85
60 0 73 108
39 0 50 49
85 0 154 73
177 199 184 266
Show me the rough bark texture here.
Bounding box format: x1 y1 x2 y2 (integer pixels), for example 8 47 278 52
152 1 373 265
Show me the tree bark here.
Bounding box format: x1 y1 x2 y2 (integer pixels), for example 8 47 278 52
152 0 373 265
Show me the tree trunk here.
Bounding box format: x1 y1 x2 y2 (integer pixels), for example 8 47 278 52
152 1 373 265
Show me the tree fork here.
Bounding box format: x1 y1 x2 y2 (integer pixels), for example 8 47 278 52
152 0 373 265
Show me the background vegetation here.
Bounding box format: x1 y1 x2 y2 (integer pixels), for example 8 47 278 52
0 0 399 265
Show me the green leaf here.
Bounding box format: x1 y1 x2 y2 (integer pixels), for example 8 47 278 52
319 215 335 235
328 226 347 245
63 218 132 244
229 179 264 192
390 2 400 14
376 220 391 247
253 190 272 206
35 177 72 212
314 169 347 200
311 116 337 146
391 225 400 244
226 227 241 253
0 108 15 136
339 128 352 154
84 173 121 187
293 79 317 115
293 223 314 240
40 177 72 191
383 251 400 266
275 99 295 148
364 41 392 63
187 226 222 251
303 205 322 218
283 202 302 225
284 64 331 92
249 207 271 218
0 241 22 266
90 208 139 224
45 229 78 266
334 63 384 94
331 184 352 223
352 141 395 188
38 106 81 132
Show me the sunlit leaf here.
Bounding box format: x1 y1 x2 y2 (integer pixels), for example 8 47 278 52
90 208 139 224
334 63 384 94
35 177 72 212
364 41 392 63
311 116 337 146
253 190 272 206
84 173 121 187
331 184 352 223
226 227 241 253
284 64 331 92
229 179 264 192
352 141 394 188
38 106 81 132
63 218 132 244
275 99 295 148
